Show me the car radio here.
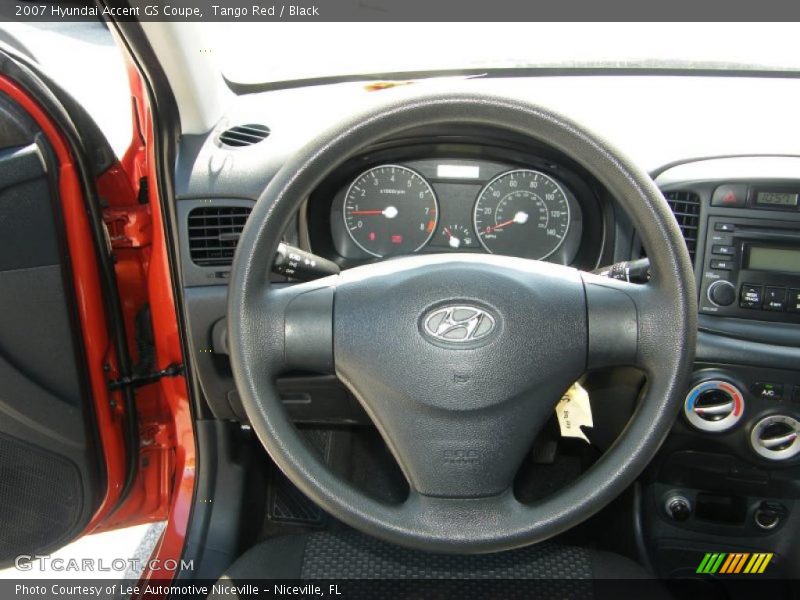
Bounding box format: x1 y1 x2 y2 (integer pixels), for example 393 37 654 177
699 215 800 323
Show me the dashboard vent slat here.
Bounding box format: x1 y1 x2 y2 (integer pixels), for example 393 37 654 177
663 190 701 262
188 206 252 267
218 123 270 147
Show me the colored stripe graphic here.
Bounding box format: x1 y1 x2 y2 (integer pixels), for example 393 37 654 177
758 554 773 573
697 553 726 574
744 553 774 574
698 552 773 574
720 553 747 573
719 554 736 573
744 554 760 573
733 553 750 573
696 553 713 573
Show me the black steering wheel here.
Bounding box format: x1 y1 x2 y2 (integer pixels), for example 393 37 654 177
227 92 697 553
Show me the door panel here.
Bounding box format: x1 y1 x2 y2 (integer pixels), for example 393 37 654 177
0 94 103 564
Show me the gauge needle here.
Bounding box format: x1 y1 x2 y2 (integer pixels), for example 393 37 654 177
484 211 529 233
443 227 461 248
351 206 398 219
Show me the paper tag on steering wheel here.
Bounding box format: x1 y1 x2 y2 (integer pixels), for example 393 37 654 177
556 383 593 443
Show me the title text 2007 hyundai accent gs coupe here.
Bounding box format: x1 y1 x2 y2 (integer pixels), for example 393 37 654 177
0 14 798 600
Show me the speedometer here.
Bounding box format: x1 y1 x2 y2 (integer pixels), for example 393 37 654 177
343 165 438 257
473 169 571 259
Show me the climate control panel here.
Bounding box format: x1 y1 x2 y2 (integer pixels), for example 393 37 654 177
683 367 800 464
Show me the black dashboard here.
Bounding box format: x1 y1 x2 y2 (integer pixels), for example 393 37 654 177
173 93 800 583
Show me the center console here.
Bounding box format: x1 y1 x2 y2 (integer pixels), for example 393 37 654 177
645 169 800 585
644 362 800 582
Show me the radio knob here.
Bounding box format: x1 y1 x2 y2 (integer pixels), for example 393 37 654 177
708 280 737 307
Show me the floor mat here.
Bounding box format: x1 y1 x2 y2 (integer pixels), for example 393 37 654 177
266 429 332 526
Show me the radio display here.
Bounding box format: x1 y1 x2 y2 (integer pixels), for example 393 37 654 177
755 191 799 207
746 246 800 274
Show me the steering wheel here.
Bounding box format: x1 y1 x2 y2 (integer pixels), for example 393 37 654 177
227 92 697 553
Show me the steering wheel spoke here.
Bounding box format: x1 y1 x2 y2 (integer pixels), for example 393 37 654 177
399 489 526 533
254 281 336 377
358 384 561 499
583 273 676 373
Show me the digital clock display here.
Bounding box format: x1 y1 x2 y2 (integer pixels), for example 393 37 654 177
756 191 799 207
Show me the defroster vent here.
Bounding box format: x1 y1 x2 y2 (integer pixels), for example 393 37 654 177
188 206 252 267
663 190 700 261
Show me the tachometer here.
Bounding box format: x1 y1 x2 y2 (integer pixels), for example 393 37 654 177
343 165 438 257
474 169 571 259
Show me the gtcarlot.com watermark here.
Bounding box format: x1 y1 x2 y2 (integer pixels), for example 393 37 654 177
13 555 194 573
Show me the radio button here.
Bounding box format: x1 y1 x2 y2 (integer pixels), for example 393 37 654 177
792 386 800 404
787 289 800 313
712 184 748 208
712 245 736 256
764 287 787 311
740 284 763 309
752 381 784 401
714 223 736 232
710 259 733 271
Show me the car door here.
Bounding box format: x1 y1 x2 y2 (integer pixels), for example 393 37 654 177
0 43 159 565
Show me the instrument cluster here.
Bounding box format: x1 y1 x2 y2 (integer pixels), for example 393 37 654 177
308 152 605 269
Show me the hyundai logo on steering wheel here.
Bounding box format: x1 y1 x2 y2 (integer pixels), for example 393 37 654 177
422 305 497 344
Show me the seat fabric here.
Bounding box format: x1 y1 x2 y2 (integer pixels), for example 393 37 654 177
209 530 671 599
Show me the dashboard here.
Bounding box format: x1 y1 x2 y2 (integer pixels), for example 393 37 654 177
172 78 800 582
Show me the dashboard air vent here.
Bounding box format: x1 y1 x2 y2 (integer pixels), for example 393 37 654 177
188 206 252 267
218 124 270 147
663 190 700 261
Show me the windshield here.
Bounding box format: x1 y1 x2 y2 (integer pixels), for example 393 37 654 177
211 22 800 86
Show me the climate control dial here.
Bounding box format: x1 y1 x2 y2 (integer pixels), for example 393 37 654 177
750 415 800 461
684 380 745 432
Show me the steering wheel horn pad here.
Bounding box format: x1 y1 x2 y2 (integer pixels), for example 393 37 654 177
228 92 696 553
334 255 586 498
